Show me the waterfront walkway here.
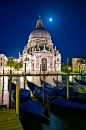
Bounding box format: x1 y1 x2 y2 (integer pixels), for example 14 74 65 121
0 109 23 130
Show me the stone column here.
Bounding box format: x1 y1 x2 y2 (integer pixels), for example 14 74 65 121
53 56 54 71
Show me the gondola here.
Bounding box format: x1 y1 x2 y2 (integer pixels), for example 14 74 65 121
74 78 86 86
41 80 75 97
50 97 86 117
53 78 86 96
53 78 65 86
8 81 50 125
41 80 86 104
62 76 78 85
27 80 56 102
27 80 86 117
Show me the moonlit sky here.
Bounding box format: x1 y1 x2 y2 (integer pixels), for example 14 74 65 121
0 0 86 63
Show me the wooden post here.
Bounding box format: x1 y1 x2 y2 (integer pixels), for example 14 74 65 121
13 71 14 77
79 74 80 84
2 68 4 103
67 58 69 100
40 64 41 86
24 63 26 89
16 85 19 117
3 68 4 91
9 70 12 109
43 64 45 104
2 89 3 103
57 73 58 86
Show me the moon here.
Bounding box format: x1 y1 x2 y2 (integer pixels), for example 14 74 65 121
49 18 52 21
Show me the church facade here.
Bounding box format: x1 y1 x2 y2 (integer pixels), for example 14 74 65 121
19 16 61 74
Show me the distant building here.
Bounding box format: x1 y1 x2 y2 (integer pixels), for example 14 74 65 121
19 16 61 74
0 55 22 74
0 53 8 72
14 58 21 62
61 63 72 72
72 57 86 73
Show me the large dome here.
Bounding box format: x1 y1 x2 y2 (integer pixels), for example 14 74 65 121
29 28 51 40
29 16 51 40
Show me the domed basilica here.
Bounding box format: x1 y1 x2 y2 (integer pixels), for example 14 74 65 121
19 16 61 74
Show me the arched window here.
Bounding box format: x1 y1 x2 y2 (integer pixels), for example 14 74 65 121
42 58 47 71
54 60 56 67
33 63 34 67
24 57 29 61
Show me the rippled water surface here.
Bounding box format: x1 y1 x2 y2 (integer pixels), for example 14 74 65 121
0 75 86 130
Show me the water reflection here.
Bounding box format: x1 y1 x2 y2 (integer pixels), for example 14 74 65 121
0 75 82 108
42 112 69 130
0 76 9 108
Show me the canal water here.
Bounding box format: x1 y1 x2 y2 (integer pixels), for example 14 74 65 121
0 75 86 130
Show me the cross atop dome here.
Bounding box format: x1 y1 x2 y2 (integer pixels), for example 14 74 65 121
39 15 41 19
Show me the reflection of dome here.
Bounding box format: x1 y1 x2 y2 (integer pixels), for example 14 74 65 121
29 16 51 40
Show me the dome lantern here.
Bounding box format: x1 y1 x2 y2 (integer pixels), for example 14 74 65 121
29 16 51 40
36 16 44 29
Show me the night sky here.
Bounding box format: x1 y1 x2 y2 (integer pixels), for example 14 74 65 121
0 0 86 63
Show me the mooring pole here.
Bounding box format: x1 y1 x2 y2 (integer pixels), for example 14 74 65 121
43 64 45 104
2 90 3 103
24 63 26 89
79 74 80 84
67 58 69 100
16 85 19 117
9 70 12 109
3 68 4 91
40 64 41 86
57 73 58 86
2 68 4 103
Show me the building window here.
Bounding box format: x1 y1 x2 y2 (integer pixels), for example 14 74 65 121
50 63 52 66
1 62 2 66
24 57 29 61
54 60 56 67
32 63 34 67
57 58 59 61
50 58 52 61
1 58 2 60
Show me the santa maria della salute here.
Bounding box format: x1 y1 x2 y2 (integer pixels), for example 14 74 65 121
0 16 61 74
